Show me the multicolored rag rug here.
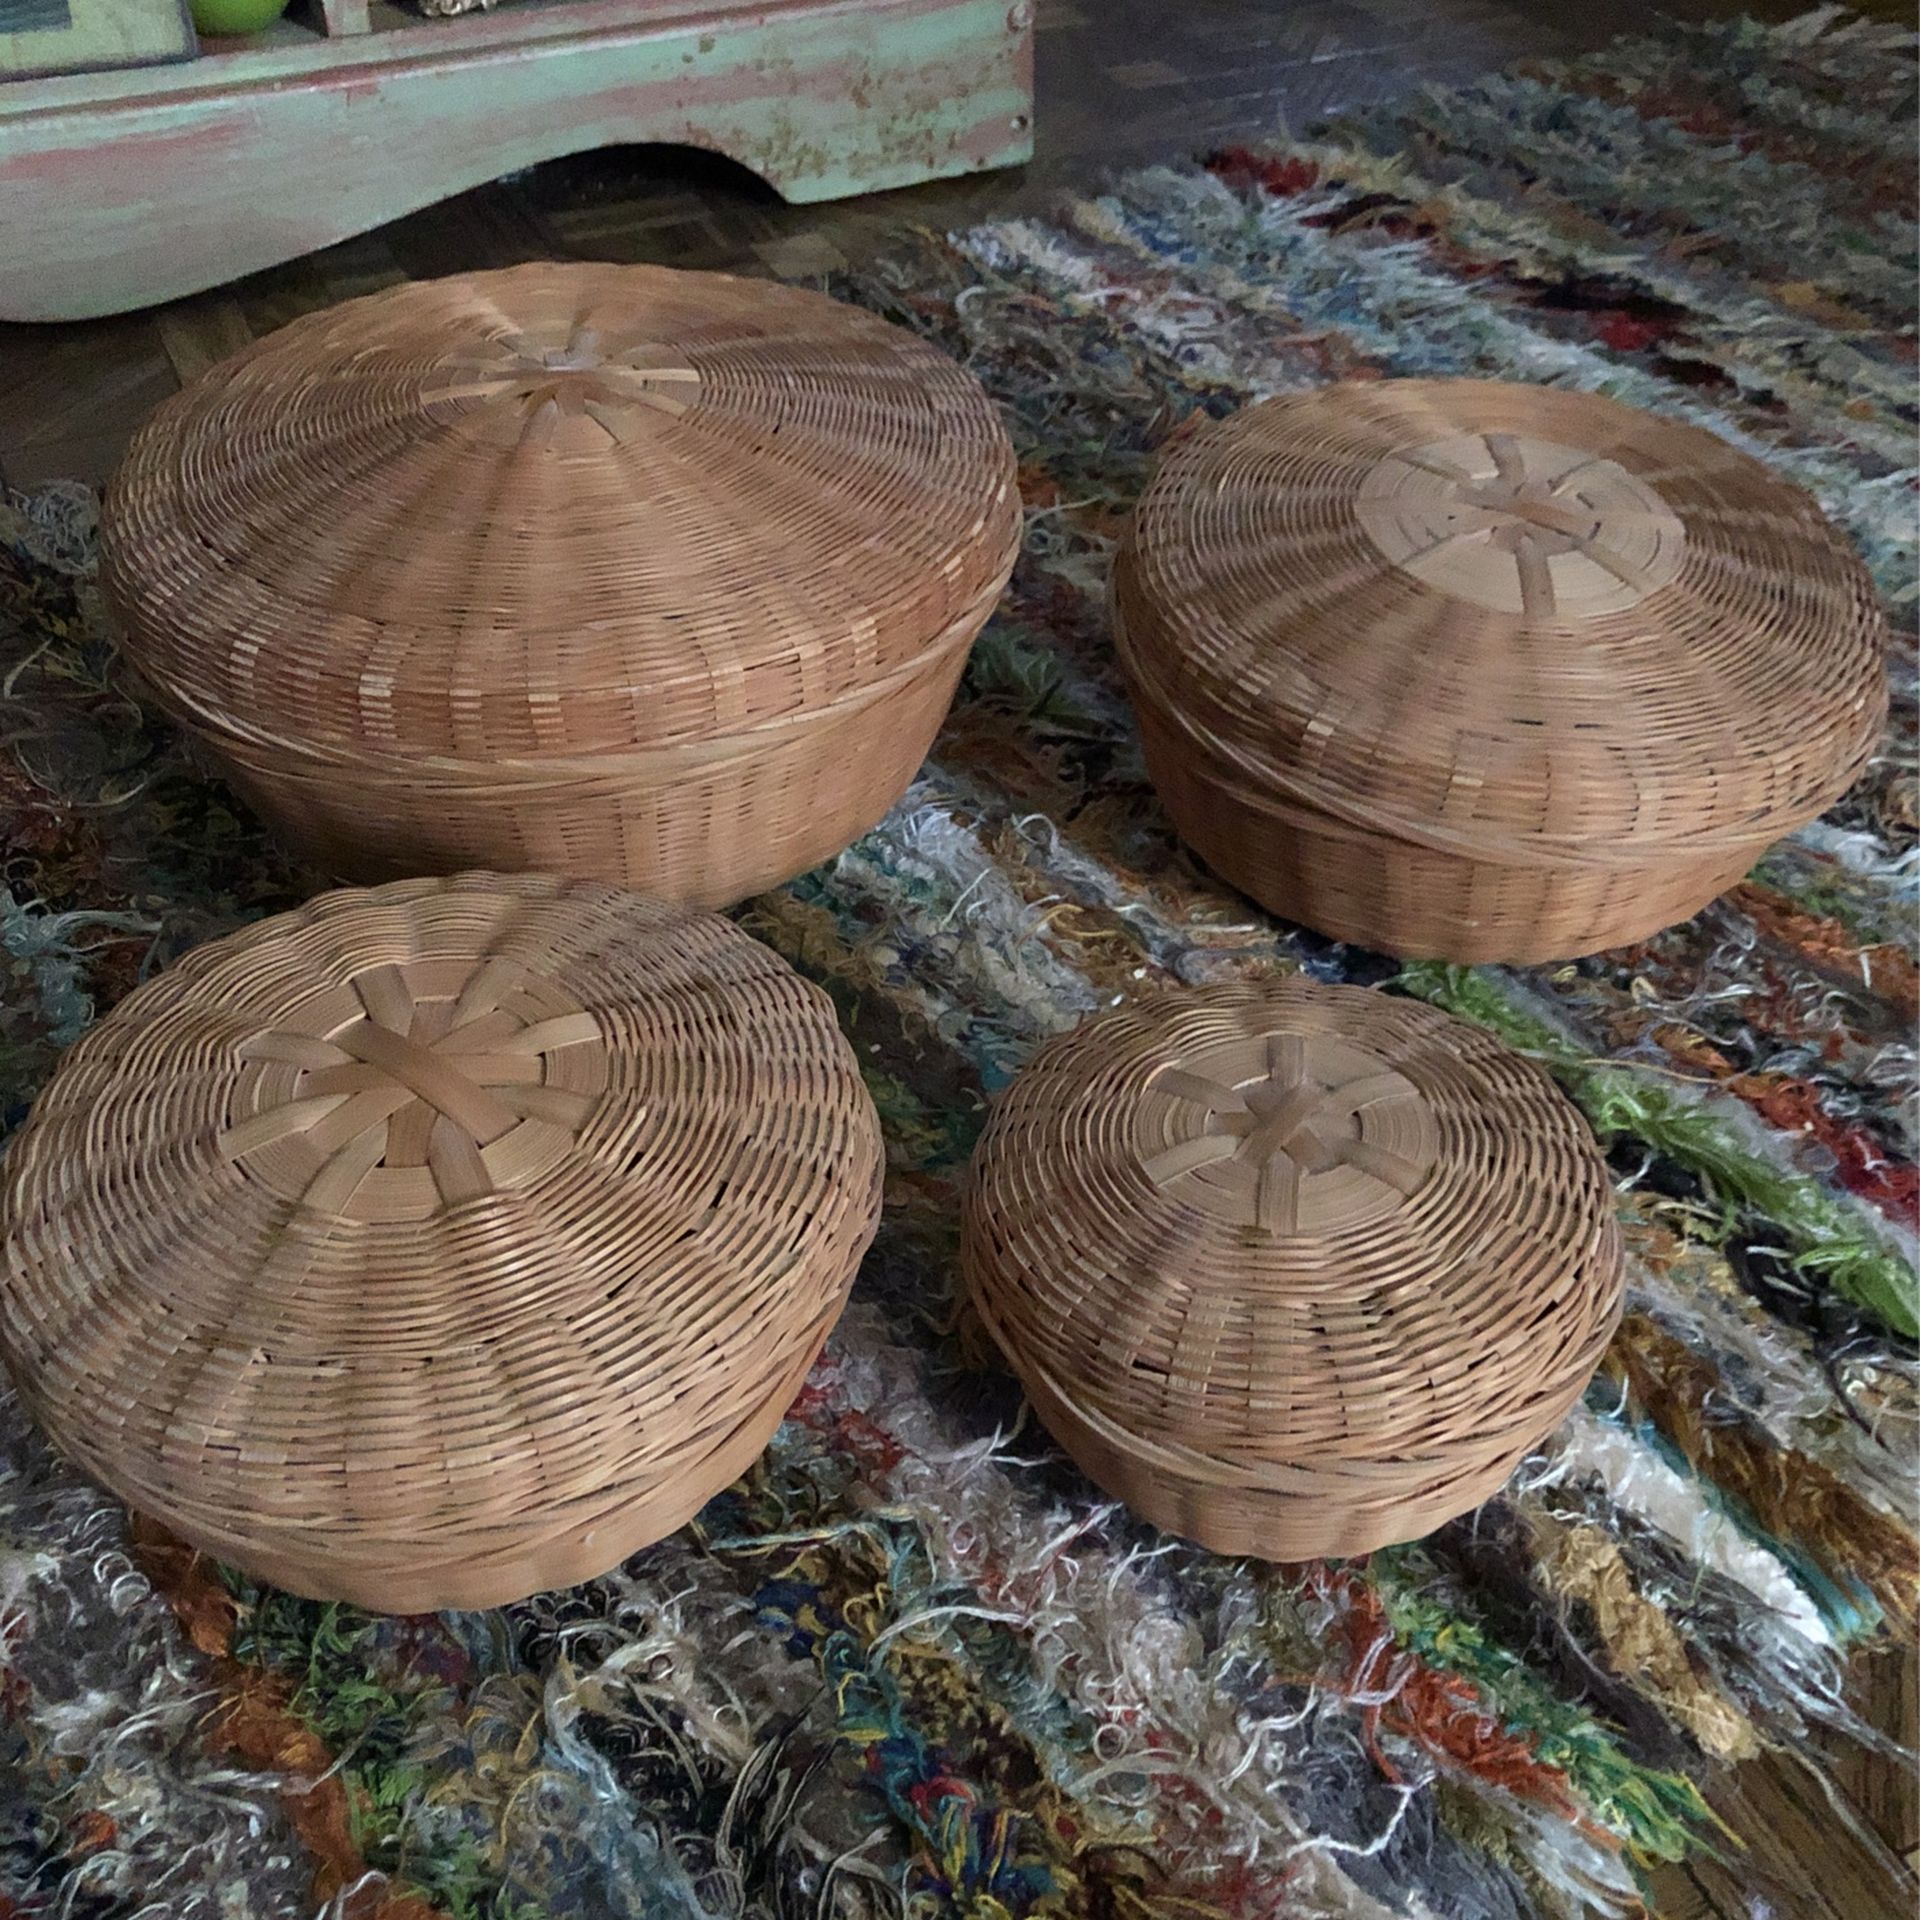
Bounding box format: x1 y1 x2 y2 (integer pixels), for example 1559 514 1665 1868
2 10 1916 1919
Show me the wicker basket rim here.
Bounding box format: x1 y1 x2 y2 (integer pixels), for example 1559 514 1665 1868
1115 609 1873 866
130 579 1005 770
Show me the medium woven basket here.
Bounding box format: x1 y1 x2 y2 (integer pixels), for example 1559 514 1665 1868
962 980 1623 1559
100 263 1020 909
1113 379 1888 963
0 873 884 1611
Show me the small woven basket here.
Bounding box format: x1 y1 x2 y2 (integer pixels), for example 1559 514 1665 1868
0 873 884 1611
101 263 1020 910
1113 379 1888 963
962 980 1623 1559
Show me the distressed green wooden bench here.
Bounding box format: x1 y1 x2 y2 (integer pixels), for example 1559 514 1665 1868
0 0 1034 321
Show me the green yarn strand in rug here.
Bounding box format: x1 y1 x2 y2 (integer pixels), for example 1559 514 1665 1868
1397 961 1918 1337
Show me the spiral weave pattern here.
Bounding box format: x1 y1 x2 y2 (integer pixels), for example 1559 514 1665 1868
962 980 1624 1559
0 873 885 1611
101 263 1021 907
1113 378 1888 962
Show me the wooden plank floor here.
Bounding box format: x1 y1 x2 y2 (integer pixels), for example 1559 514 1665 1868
1648 1644 1918 1920
0 3 1914 1913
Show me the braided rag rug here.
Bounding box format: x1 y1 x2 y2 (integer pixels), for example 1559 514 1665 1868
1 11 1915 1919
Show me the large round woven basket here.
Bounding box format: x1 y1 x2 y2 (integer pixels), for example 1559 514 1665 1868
962 980 1623 1559
1112 379 1888 963
100 263 1020 909
0 873 884 1611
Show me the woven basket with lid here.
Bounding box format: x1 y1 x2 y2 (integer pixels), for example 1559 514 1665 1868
0 873 883 1611
962 980 1623 1559
1113 379 1888 963
101 263 1019 909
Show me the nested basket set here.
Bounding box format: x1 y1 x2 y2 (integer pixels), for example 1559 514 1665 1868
0 262 1889 1610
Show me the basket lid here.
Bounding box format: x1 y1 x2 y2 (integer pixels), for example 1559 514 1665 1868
963 980 1621 1473
102 263 1019 760
0 873 883 1608
1113 380 1887 863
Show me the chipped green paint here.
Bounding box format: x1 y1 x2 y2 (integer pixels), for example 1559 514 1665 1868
0 0 1034 320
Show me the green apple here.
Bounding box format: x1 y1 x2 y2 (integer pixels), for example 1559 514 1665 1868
190 0 292 33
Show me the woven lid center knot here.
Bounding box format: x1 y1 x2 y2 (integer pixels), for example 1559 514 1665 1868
422 323 703 449
1356 429 1685 619
220 955 606 1222
1137 1028 1439 1235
